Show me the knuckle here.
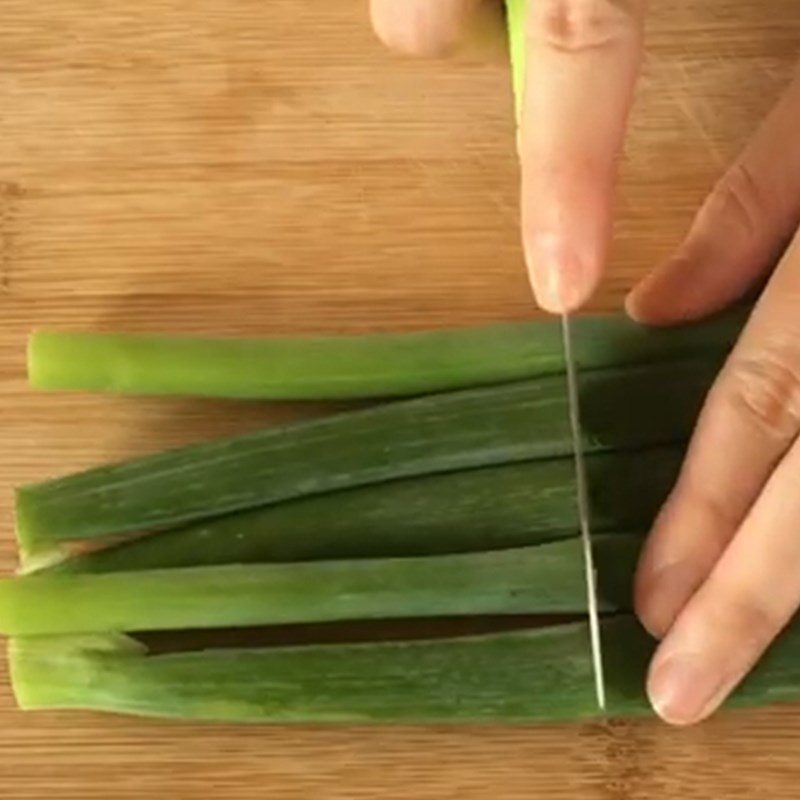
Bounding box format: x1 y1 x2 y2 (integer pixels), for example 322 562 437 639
529 0 641 55
702 162 768 243
718 590 783 655
721 343 800 442
680 480 741 547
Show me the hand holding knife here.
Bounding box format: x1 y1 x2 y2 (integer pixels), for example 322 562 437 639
506 0 611 714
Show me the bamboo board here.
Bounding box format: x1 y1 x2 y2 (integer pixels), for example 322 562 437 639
1 1 800 797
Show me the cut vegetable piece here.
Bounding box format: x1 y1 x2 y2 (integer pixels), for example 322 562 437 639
53 446 680 574
0 536 640 636
28 309 746 400
9 620 608 722
13 615 800 723
16 359 718 565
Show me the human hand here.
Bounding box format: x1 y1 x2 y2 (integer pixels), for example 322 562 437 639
630 69 800 725
369 0 646 312
370 3 800 726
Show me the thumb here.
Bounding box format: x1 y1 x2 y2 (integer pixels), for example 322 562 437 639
370 0 504 59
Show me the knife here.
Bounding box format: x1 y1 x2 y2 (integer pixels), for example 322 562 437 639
505 0 607 712
561 313 607 711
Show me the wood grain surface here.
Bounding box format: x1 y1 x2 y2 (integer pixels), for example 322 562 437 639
2 1 800 797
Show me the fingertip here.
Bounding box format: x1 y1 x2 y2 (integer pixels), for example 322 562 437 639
645 608 751 727
625 264 689 326
633 534 673 640
559 271 599 314
522 231 601 314
627 241 764 327
634 558 703 641
525 267 598 315
644 615 729 727
646 649 713 726
624 282 655 324
633 564 665 640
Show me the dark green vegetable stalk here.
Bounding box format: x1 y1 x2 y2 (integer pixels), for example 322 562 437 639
52 446 680 574
13 615 800 723
16 359 717 569
27 310 745 401
0 536 640 636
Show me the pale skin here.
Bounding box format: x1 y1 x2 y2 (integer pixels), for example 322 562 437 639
369 0 800 725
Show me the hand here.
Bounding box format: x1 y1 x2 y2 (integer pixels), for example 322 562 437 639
630 69 800 725
369 0 646 312
370 3 800 726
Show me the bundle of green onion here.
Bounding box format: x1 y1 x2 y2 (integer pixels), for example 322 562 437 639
7 308 800 724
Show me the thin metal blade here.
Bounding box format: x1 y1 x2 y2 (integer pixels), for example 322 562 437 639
561 313 606 711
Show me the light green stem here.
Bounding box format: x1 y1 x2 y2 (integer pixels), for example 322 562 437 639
13 616 800 723
0 536 640 636
28 311 745 401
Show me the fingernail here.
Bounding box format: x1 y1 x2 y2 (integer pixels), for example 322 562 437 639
624 286 647 323
638 560 703 639
648 652 723 725
625 279 672 326
523 232 588 313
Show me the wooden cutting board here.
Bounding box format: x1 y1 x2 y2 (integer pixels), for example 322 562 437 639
2 1 800 797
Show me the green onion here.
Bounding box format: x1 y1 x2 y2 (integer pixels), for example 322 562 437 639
0 536 640 636
13 615 800 723
51 446 679 574
28 310 745 401
8 618 635 723
16 359 717 568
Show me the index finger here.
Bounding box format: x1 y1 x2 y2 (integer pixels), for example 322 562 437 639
514 0 645 311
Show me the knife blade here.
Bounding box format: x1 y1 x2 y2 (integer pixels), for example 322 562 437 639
505 0 607 712
561 312 606 711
